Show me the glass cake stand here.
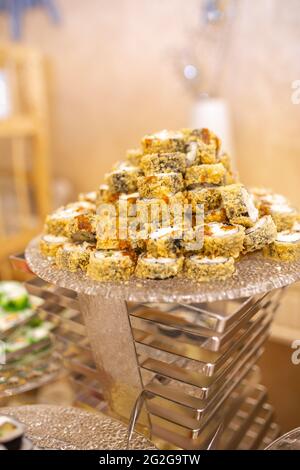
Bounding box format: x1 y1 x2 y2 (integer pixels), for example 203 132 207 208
21 236 300 449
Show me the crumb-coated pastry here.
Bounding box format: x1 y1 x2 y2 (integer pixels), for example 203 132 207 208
137 173 184 198
116 192 139 217
181 224 204 253
221 184 258 227
66 213 97 242
136 192 186 226
186 186 222 212
87 250 136 281
203 222 245 258
260 203 297 231
142 130 186 154
105 164 139 194
243 215 277 253
126 148 143 166
78 191 97 204
204 208 228 224
40 234 69 257
145 227 182 258
45 202 95 236
96 184 111 205
182 128 221 165
56 241 95 272
185 163 226 187
135 255 184 279
185 256 235 282
140 152 186 175
263 231 300 261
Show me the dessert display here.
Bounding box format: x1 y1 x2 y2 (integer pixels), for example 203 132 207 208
39 128 300 283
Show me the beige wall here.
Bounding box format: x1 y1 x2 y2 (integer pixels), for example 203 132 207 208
1 0 300 202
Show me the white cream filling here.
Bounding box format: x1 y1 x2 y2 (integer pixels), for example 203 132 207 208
152 130 183 141
43 234 67 244
207 223 239 237
261 193 287 205
277 231 300 243
94 250 125 260
241 188 259 222
293 221 300 232
270 204 295 214
149 227 178 239
245 216 268 234
190 256 229 265
186 142 198 166
119 192 139 201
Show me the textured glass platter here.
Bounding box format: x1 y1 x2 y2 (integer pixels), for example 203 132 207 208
26 236 300 303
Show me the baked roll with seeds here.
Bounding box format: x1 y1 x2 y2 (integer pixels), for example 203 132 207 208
181 224 204 253
45 202 95 236
186 186 222 212
116 192 139 217
260 203 297 231
263 231 300 261
221 184 259 228
40 234 68 257
56 241 95 272
105 164 139 194
182 128 221 164
140 152 186 175
185 163 226 187
203 222 245 258
96 184 110 205
137 173 184 198
243 215 277 253
135 255 184 279
145 227 182 258
126 148 143 166
78 191 97 204
204 208 227 224
136 192 186 226
185 256 235 282
142 130 186 154
66 213 97 242
87 250 136 281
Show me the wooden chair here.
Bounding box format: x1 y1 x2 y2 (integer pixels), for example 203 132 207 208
0 43 51 277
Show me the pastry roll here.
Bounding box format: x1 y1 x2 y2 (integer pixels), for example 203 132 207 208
105 164 139 194
96 184 111 205
261 203 297 231
141 130 186 154
221 184 259 227
137 173 184 198
263 231 300 261
204 208 228 224
203 222 245 258
117 192 139 217
78 191 97 204
140 152 186 175
182 128 221 164
136 192 185 227
185 163 226 187
135 255 184 279
126 148 143 166
45 202 95 236
66 213 97 242
185 256 235 282
56 241 95 272
186 186 222 212
87 250 136 281
39 234 68 257
145 227 182 258
243 215 277 253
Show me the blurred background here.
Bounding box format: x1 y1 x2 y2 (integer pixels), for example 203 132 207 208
0 0 300 434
